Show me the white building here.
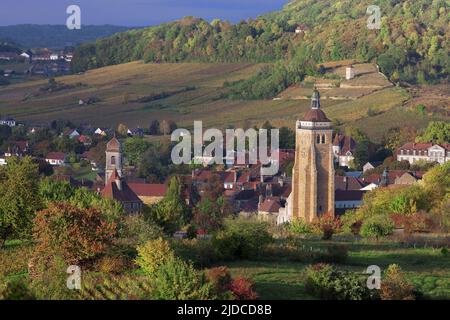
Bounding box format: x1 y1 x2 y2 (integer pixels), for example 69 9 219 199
0 118 16 127
397 143 450 165
346 66 355 80
332 134 356 167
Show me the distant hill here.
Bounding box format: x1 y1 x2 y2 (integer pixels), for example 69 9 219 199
0 25 132 49
71 0 449 91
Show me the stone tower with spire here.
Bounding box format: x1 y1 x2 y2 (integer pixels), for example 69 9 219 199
290 89 335 222
105 136 123 183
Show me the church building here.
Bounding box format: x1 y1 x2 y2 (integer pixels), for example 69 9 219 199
278 89 335 224
101 136 143 214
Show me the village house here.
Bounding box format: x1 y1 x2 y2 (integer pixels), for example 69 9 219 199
363 161 382 173
128 183 168 205
4 141 29 157
397 143 450 164
45 152 67 166
101 169 143 214
335 190 365 215
0 117 16 127
0 52 18 61
332 134 357 167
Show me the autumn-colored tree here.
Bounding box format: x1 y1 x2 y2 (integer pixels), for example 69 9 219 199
313 211 342 240
117 123 129 137
32 202 117 265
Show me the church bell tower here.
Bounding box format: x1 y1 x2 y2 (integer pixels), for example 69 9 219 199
105 136 123 183
291 89 335 222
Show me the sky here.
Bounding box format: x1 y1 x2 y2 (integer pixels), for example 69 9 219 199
0 0 288 27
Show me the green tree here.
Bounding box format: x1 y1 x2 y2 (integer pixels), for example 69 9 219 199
123 136 150 165
416 121 450 144
152 176 190 233
0 157 41 247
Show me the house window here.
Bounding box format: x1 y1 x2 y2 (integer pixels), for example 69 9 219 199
111 156 116 165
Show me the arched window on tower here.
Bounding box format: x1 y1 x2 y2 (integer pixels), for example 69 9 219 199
316 135 321 144
111 156 116 165
322 135 326 144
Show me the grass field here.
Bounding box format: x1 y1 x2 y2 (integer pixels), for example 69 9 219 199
1 237 449 300
227 239 450 300
0 61 447 138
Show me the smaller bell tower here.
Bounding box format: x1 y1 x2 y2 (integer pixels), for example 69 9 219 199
105 136 123 183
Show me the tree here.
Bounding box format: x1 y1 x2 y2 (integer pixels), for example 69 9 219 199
123 136 150 165
149 120 160 135
279 127 295 149
32 202 117 265
152 176 190 233
313 212 342 240
360 215 394 240
194 196 231 232
160 120 170 136
117 123 129 137
0 157 41 247
416 121 450 144
135 238 174 276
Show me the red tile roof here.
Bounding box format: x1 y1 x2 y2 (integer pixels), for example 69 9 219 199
128 183 167 197
259 197 282 213
106 137 121 152
333 135 356 155
335 176 366 191
46 152 66 161
101 169 142 204
302 108 331 122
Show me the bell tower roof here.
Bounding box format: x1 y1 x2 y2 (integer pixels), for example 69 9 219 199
106 136 121 152
301 89 331 123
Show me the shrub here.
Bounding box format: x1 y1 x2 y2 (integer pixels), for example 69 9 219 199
288 219 312 235
213 218 273 260
313 212 341 240
340 211 363 236
228 277 258 300
380 264 416 300
135 238 174 277
119 215 164 247
0 279 35 300
404 212 433 233
96 255 129 274
173 239 218 268
152 257 215 300
315 245 349 264
360 215 394 240
305 264 373 300
207 267 232 291
32 202 117 265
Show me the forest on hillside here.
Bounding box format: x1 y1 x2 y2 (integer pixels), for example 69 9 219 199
71 0 449 98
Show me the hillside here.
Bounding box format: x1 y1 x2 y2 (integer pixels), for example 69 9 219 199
0 25 131 49
72 0 449 88
1 60 447 143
